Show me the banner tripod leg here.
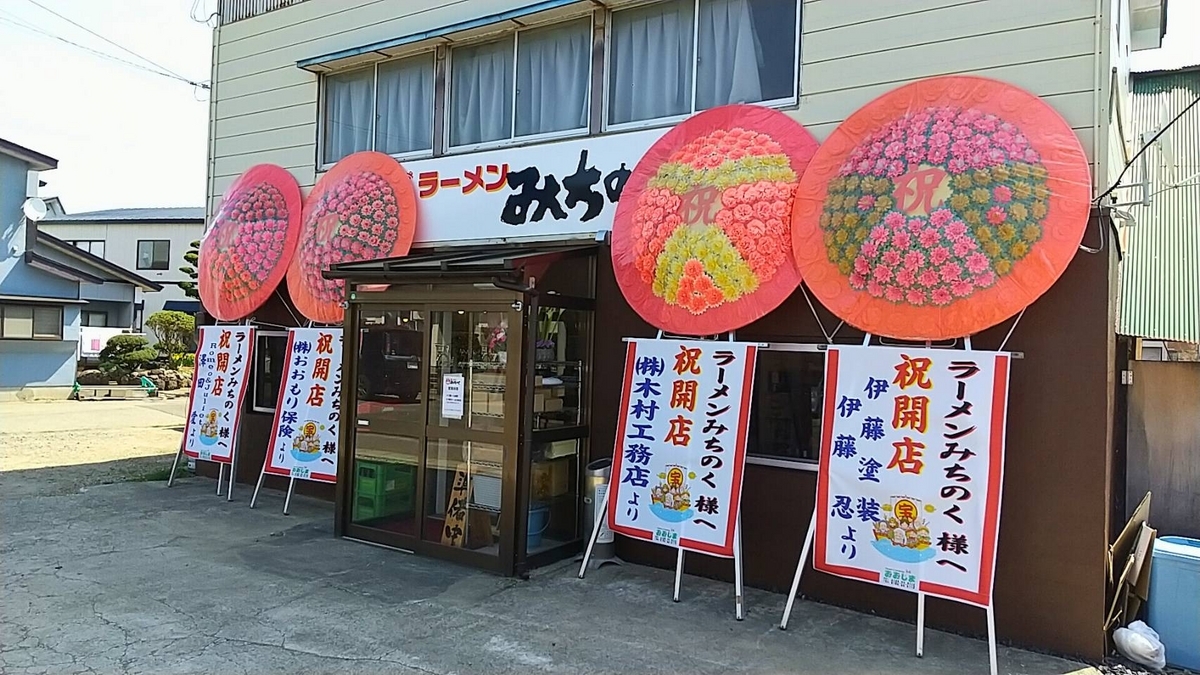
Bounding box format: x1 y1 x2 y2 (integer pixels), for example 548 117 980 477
249 463 267 509
916 592 926 657
780 508 817 630
986 604 998 675
283 477 296 515
733 515 744 620
226 427 242 503
578 486 610 579
672 548 685 602
167 440 184 488
216 464 225 496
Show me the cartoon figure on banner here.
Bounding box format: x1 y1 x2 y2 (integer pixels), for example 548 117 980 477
198 410 220 446
650 465 695 522
871 495 936 563
290 421 324 462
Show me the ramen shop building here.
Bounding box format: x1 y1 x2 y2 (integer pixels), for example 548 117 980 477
204 0 1166 659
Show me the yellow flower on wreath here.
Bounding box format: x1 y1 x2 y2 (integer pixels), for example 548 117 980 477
997 224 1016 241
1023 224 1041 242
1011 241 1029 258
971 188 990 204
953 175 974 191
984 241 1002 257
995 259 1012 275
950 194 970 210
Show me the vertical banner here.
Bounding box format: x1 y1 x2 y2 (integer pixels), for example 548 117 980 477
183 326 256 462
814 345 1009 606
264 328 344 483
607 339 758 557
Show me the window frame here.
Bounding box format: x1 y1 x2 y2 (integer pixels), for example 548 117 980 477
444 14 595 155
745 341 824 472
251 330 290 413
82 310 109 328
601 0 801 134
67 240 105 258
317 49 439 171
0 303 64 341
136 239 171 271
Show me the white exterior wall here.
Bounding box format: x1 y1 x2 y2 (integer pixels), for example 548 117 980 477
40 220 205 322
207 0 1126 219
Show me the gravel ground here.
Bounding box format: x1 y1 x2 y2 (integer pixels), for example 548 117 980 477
0 397 189 498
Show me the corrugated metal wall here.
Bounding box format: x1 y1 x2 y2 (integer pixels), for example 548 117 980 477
1119 68 1200 343
219 0 306 25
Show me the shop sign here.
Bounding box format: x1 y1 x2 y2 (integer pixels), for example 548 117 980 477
814 345 1010 606
406 128 666 245
441 373 465 420
607 338 758 557
183 326 255 463
264 328 343 483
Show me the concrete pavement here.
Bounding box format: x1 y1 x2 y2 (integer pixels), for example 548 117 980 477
0 473 1093 675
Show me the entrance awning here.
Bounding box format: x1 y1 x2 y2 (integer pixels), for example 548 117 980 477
324 242 597 286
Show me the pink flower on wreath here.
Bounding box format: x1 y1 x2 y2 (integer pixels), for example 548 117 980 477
951 280 974 297
884 212 906 229
987 206 1007 225
904 250 925 270
927 147 948 164
951 139 973 157
885 286 905 302
857 195 877 211
888 160 906 178
867 280 884 297
873 265 894 283
892 231 913 250
871 225 890 242
861 242 879 258
967 252 991 274
953 238 978 257
972 134 991 149
885 141 905 158
929 208 952 227
945 220 968 240
882 250 901 267
896 268 916 287
930 246 951 266
948 158 968 174
940 262 963 283
975 270 998 287
932 288 953 305
907 289 927 305
854 257 871 275
930 131 951 148
918 269 940 287
904 218 923 234
849 272 866 289
919 228 940 248
973 116 999 132
953 126 974 140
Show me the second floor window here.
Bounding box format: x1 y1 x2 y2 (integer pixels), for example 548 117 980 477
67 240 105 258
323 52 435 165
450 17 591 148
608 0 798 127
137 240 170 270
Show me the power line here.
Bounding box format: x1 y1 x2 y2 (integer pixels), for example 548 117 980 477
1096 92 1200 204
20 0 209 90
0 16 175 80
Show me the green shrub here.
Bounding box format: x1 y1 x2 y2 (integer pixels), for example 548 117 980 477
99 335 159 375
146 311 196 368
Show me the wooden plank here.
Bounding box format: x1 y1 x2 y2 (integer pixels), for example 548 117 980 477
215 85 316 120
212 146 315 180
214 64 314 100
802 0 981 32
801 19 1096 95
213 123 317 158
800 84 1096 130
804 0 1092 64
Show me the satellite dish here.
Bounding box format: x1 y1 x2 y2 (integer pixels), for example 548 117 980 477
21 197 47 222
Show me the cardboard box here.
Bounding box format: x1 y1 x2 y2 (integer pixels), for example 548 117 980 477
533 392 545 412
542 397 564 413
470 393 490 415
487 398 505 415
531 459 572 499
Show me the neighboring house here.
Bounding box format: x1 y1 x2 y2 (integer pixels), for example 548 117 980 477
1117 65 1200 359
41 207 206 328
0 138 162 400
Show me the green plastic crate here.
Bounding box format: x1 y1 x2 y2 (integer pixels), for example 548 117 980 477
355 460 415 501
352 489 414 522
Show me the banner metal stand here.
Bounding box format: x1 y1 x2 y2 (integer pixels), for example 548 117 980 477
250 320 316 514
579 328 748 620
777 332 1000 675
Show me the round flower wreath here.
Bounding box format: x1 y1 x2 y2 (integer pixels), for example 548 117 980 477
630 127 798 315
819 106 1051 307
295 170 402 305
206 182 292 302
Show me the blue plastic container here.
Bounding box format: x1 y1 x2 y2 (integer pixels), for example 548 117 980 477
1146 535 1200 671
527 503 550 550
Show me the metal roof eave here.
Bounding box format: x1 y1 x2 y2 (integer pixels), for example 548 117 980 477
323 243 597 283
296 0 585 72
36 232 165 292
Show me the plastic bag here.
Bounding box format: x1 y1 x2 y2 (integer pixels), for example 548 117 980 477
1114 620 1166 671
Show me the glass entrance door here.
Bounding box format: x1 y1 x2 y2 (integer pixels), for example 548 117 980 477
344 301 522 573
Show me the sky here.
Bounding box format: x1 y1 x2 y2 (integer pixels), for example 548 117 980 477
0 0 1195 215
0 0 213 213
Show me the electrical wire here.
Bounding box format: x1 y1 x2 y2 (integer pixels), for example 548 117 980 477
0 15 183 83
18 0 210 89
1095 92 1200 205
